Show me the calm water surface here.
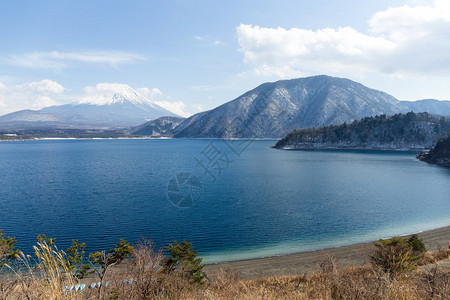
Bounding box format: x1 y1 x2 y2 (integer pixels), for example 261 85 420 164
0 139 449 263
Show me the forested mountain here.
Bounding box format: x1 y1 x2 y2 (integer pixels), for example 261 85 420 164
173 75 403 138
418 134 450 167
131 75 450 139
2 76 450 138
274 112 450 150
128 116 186 136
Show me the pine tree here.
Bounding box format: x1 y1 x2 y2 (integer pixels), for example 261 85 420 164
163 240 206 285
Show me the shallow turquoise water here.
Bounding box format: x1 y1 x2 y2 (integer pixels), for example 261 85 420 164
0 139 448 263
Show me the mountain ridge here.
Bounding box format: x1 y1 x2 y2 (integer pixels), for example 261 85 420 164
169 75 450 138
2 76 450 135
399 99 450 115
273 112 450 150
128 116 186 136
0 84 178 129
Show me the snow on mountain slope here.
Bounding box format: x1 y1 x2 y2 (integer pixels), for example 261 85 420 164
174 75 403 138
400 99 450 115
0 84 179 129
131 75 450 139
0 110 63 123
77 83 164 111
129 116 186 136
2 78 449 133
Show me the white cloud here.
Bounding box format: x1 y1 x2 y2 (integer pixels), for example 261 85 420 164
153 100 191 117
138 87 192 117
193 35 225 47
136 87 163 98
79 83 149 105
189 85 218 92
369 0 450 39
135 86 193 117
0 82 7 91
82 83 129 96
80 83 193 117
0 80 64 115
18 79 65 94
3 50 145 69
236 0 450 79
0 80 199 117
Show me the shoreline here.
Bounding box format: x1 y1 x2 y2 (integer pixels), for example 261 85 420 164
0 136 172 142
204 225 450 279
272 145 428 152
0 137 280 142
1 137 430 153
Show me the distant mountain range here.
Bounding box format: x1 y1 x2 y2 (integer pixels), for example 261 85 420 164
1 76 450 138
273 112 450 150
401 99 450 116
131 75 450 138
0 84 178 129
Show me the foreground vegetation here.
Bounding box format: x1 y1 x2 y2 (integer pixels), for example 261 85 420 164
1 230 449 299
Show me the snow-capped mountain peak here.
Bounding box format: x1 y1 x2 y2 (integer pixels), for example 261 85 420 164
23 83 180 128
78 83 158 109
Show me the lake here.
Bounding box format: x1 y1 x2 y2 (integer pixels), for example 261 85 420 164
0 139 449 263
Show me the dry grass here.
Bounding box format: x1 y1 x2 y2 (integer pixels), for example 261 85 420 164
1 242 80 299
422 248 450 265
0 242 449 299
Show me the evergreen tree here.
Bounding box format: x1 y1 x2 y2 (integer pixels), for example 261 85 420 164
0 230 21 266
65 240 94 279
163 240 206 285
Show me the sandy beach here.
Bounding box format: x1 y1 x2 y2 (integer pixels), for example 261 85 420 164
204 225 450 279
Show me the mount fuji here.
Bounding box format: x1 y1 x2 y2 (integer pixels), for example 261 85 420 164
0 84 178 129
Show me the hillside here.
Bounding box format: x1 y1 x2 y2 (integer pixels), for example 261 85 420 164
3 76 450 137
130 75 450 139
173 75 403 138
401 99 450 116
274 112 450 150
1 228 449 299
0 84 178 129
0 110 68 128
128 116 186 136
418 134 450 167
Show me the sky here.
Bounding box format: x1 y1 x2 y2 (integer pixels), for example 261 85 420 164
1 0 450 117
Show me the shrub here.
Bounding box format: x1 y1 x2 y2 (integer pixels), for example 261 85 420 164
122 238 165 299
370 236 425 276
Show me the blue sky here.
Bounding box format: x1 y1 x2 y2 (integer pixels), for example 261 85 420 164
1 0 449 116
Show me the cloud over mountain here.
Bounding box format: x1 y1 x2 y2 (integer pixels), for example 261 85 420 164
0 80 64 114
0 83 181 128
0 80 191 117
237 0 450 78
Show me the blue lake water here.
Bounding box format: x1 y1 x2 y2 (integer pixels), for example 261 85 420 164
0 139 449 263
